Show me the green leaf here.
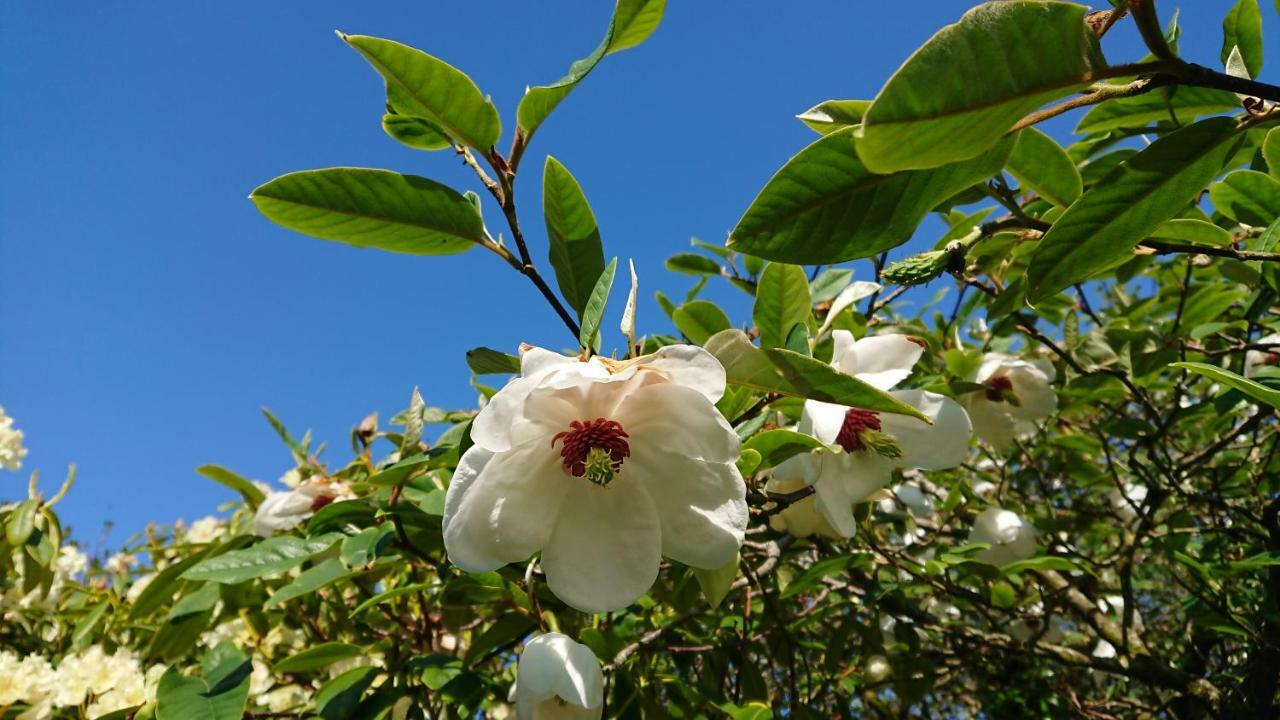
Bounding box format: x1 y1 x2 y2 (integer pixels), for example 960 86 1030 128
742 429 826 470
544 156 607 318
351 582 434 617
1075 85 1240 134
5 499 38 547
381 113 450 151
672 300 731 345
315 666 378 720
155 650 252 720
1001 556 1082 575
251 168 484 255
692 552 739 609
665 252 722 276
808 268 853 303
1264 127 1280 179
266 558 353 608
167 582 220 621
857 1 1107 172
182 533 342 584
1222 0 1264 79
1027 117 1242 303
129 539 249 619
780 554 868 600
1172 361 1280 408
516 0 666 140
721 703 774 720
579 257 618 350
195 465 265 509
340 33 500 150
797 99 871 135
340 525 395 569
1152 218 1234 246
728 127 1012 264
753 263 812 349
1006 128 1082 207
465 347 521 375
1209 170 1280 226
273 643 365 675
414 654 465 690
704 330 928 421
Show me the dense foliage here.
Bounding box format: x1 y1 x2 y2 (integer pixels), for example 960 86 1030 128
5 1 1280 718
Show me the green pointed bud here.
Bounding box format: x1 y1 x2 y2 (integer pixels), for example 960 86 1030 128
1002 390 1022 407
582 447 619 487
858 429 903 459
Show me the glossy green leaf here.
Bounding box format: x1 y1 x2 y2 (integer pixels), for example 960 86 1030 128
155 648 252 720
1006 128 1082 207
1152 218 1234 246
1027 117 1242 303
544 156 607 318
351 582 434 617
273 643 365 675
381 113 450 151
465 347 521 375
753 263 812 349
5 499 38 547
129 540 247 619
316 666 378 720
1173 361 1280 408
808 268 853 303
742 429 826 470
1209 170 1280 226
579 257 618 350
517 0 666 140
265 558 352 608
672 300 731 345
166 582 219 621
704 330 927 421
1264 127 1280 179
797 99 870 135
692 552 739 609
182 533 342 584
665 252 722 276
341 33 500 150
1222 0 1264 79
340 525 395 569
728 127 1012 264
1075 85 1240 134
251 168 484 255
857 1 1107 172
195 465 265 509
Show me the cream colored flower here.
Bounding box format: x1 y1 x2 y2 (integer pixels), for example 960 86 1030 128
781 331 972 538
1245 333 1280 378
960 353 1057 449
968 508 1037 566
764 464 840 539
444 345 747 613
105 552 136 575
253 478 352 537
515 633 603 720
0 406 28 472
185 516 225 544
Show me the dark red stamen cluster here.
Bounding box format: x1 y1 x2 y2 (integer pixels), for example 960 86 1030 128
985 376 1014 402
836 408 881 453
551 418 631 477
310 493 337 512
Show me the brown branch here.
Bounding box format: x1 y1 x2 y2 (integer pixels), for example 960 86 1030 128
1140 239 1280 263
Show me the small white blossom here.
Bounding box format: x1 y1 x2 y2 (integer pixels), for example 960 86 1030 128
444 344 747 613
515 633 603 720
184 515 225 544
0 406 28 472
105 552 137 575
253 478 353 537
1108 482 1148 523
960 353 1057 449
864 654 891 682
968 508 1037 566
1245 333 1280 378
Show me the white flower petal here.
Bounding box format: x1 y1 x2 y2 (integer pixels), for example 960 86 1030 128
879 390 972 470
765 472 838 538
968 508 1037 566
628 344 727 404
834 334 923 391
252 491 315 537
962 397 1018 450
812 452 896 538
800 400 847 445
443 444 569 573
516 633 603 719
1004 364 1057 422
628 449 746 569
542 480 661 613
619 382 739 463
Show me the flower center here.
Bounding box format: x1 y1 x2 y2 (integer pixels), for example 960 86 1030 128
552 418 631 486
985 376 1015 403
836 409 881 452
309 493 337 512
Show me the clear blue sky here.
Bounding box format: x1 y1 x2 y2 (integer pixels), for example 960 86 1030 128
0 2 1253 550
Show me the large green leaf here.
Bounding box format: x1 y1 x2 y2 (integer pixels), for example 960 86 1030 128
251 168 484 255
672 300 731 345
341 33 500 150
1209 170 1280 226
265 558 353 608
517 0 666 141
1173 362 1280 408
857 0 1107 172
155 646 252 720
5 499 38 547
1026 117 1243 303
1222 0 1264 79
1075 86 1240 134
753 263 812 348
274 643 366 675
742 429 827 470
195 465 265 509
316 666 379 719
182 533 342 584
797 99 871 135
544 156 607 317
381 113 451 151
1006 127 1082 207
1264 127 1280 179
703 330 927 421
727 128 1011 264
579 257 618 350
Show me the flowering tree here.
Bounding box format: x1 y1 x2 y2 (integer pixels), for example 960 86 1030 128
6 0 1280 717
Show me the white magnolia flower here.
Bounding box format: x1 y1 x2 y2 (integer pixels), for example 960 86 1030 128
1108 482 1148 523
781 331 972 538
443 344 748 613
877 482 935 519
959 353 1057 449
253 477 352 537
105 552 137 575
1245 333 1280 378
184 515 225 544
1007 601 1065 644
764 464 840 539
968 508 1037 566
0 406 27 472
515 633 604 720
